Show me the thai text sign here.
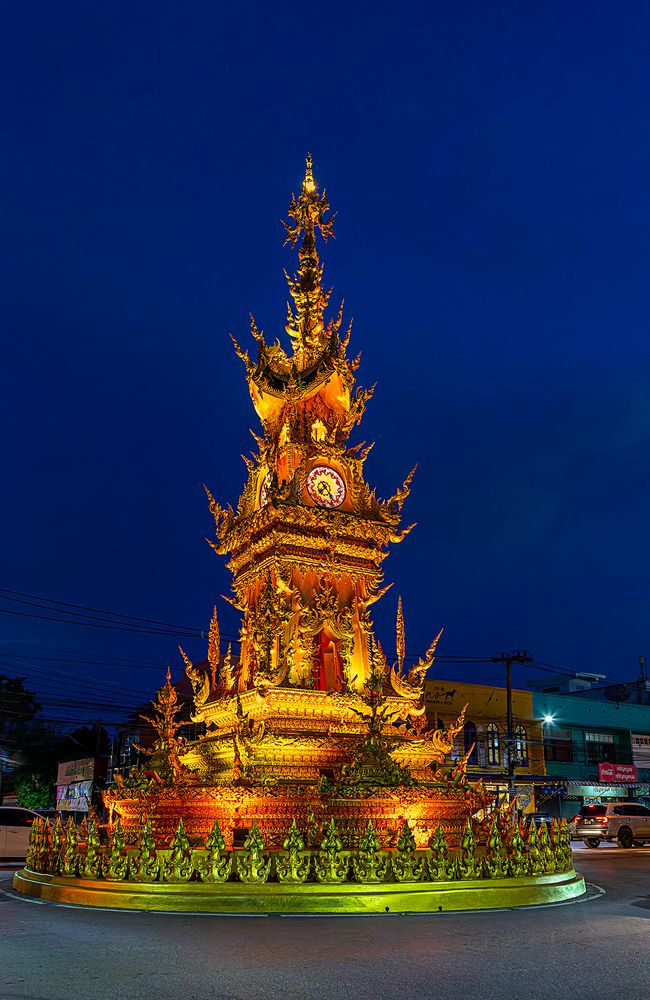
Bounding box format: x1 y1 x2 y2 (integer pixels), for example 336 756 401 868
56 757 96 785
598 762 637 782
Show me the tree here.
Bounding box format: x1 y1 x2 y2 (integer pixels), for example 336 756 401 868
15 772 52 810
65 725 111 757
0 675 44 805
0 675 41 741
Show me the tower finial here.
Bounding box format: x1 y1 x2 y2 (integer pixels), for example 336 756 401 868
283 155 336 362
303 152 315 194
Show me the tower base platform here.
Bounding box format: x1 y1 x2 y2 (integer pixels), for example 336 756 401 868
13 867 585 914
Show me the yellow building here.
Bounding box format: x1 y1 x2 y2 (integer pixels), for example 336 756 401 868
424 679 546 812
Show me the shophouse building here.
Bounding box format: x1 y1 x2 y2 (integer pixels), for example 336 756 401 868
532 687 650 819
424 679 546 813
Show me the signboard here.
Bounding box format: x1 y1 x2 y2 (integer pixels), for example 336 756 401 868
515 783 534 814
540 784 567 798
424 681 531 719
56 758 96 785
56 779 93 812
572 785 624 799
598 762 637 782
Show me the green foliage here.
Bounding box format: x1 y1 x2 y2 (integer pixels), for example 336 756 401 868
15 772 53 809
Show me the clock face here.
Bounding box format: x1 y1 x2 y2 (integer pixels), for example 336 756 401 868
307 465 346 508
259 472 273 507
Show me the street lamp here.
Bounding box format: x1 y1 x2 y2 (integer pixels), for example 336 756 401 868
543 714 555 725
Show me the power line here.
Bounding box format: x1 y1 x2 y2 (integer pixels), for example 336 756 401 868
0 660 154 697
0 587 205 632
0 650 165 670
0 605 202 636
0 641 168 668
0 657 156 691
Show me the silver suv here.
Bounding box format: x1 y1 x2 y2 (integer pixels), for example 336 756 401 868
575 802 650 848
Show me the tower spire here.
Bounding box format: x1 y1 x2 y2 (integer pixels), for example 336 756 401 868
283 154 336 363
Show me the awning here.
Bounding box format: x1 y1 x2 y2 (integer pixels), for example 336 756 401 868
470 772 553 784
566 779 646 788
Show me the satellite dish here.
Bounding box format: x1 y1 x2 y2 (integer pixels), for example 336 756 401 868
604 683 630 703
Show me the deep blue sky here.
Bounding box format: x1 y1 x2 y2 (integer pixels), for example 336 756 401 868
2 2 650 723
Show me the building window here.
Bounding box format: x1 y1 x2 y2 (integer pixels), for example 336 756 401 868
463 721 479 766
487 723 500 766
585 731 616 764
514 725 528 767
544 728 573 763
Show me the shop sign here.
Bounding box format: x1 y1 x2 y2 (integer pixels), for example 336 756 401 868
516 783 534 813
540 784 567 797
56 757 96 785
598 762 637 782
572 785 624 799
56 779 93 812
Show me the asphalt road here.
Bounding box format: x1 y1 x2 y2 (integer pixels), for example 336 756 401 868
1 845 649 1000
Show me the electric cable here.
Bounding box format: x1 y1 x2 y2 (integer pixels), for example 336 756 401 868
0 587 205 632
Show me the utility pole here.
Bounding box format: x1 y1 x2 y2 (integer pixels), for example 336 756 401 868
490 650 533 814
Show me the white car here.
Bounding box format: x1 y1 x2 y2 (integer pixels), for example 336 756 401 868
0 806 40 858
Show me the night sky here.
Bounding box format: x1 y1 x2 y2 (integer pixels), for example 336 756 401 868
2 3 650 725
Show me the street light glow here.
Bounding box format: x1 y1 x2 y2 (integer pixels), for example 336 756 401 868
543 714 555 724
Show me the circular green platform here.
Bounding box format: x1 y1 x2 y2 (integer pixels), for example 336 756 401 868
13 866 585 914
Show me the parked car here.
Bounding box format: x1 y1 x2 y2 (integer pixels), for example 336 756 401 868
0 806 40 859
574 802 650 848
523 812 554 828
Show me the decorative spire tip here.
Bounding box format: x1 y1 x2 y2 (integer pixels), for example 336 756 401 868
303 153 316 194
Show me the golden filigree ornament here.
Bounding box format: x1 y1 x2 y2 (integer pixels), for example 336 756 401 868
275 819 311 884
396 596 406 672
207 606 221 691
351 821 389 883
135 668 191 784
180 646 210 719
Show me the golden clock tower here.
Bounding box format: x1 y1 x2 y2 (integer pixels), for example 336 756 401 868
203 155 420 701
104 158 485 850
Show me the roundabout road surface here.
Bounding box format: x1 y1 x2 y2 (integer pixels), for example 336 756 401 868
1 845 649 1000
